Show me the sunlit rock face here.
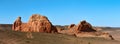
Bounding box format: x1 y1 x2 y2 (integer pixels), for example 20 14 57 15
12 14 58 33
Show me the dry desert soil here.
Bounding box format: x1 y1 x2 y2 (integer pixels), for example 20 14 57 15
0 24 120 44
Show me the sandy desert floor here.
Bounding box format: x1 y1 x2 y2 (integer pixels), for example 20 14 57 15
101 27 120 41
0 24 120 44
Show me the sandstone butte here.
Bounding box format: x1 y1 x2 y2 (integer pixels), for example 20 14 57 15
12 14 114 40
12 14 57 33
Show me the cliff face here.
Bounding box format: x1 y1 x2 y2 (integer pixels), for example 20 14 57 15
12 14 57 33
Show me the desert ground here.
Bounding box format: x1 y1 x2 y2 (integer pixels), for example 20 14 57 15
0 24 120 44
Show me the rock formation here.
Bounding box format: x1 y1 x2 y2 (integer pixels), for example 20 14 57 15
68 24 75 29
58 20 96 34
58 20 114 40
27 14 53 33
75 20 96 32
12 14 58 33
12 17 22 31
12 14 114 40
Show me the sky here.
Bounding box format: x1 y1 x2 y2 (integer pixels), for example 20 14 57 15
0 0 120 27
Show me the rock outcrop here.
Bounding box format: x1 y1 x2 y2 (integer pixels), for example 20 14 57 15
76 20 96 32
12 14 114 40
68 24 75 29
27 14 53 33
12 17 22 31
58 20 114 40
58 20 96 34
12 14 58 33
